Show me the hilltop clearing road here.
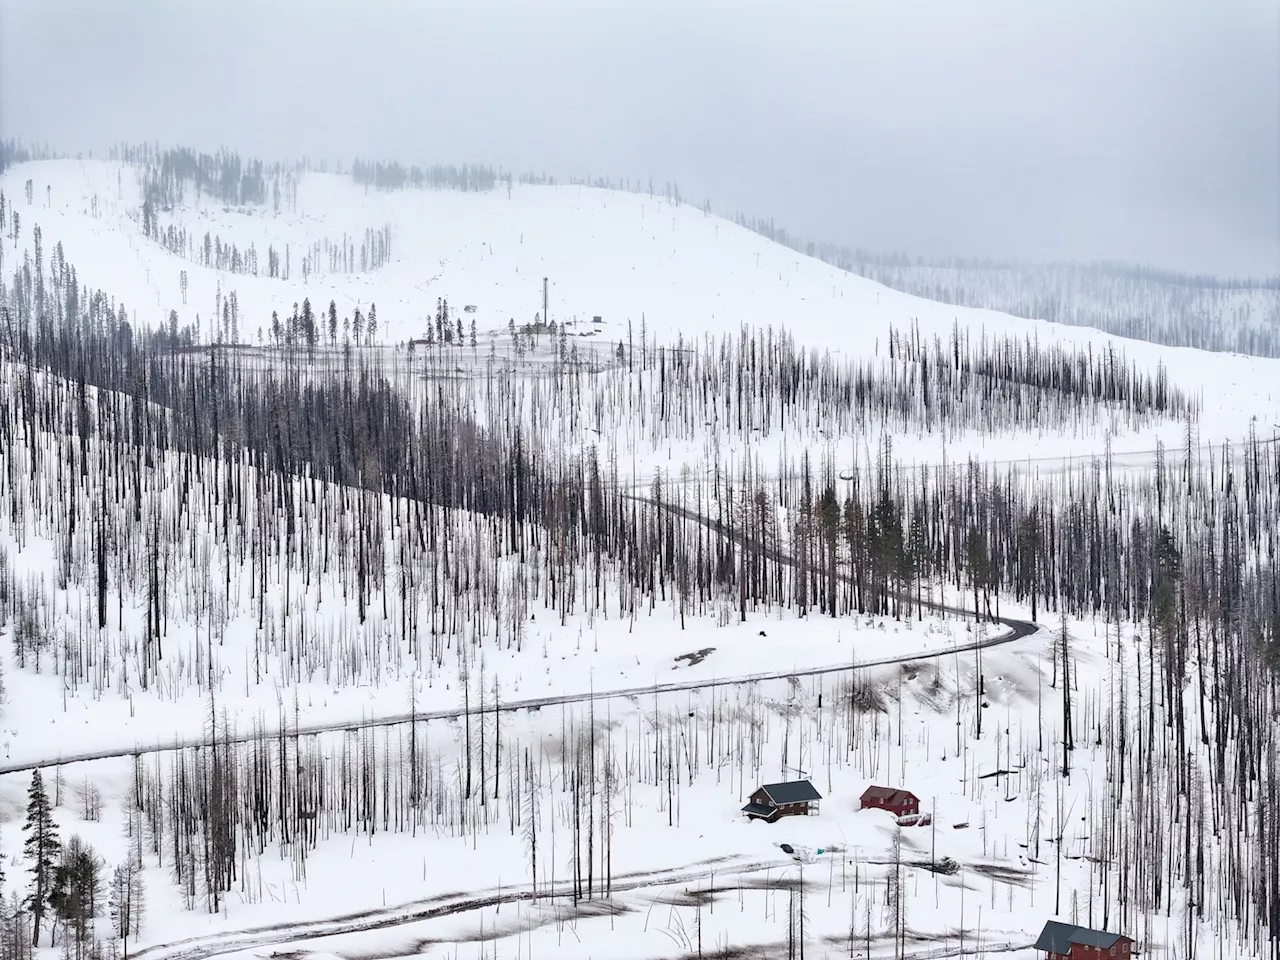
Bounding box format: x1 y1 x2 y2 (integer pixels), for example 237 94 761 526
0 497 1040 777
617 435 1280 491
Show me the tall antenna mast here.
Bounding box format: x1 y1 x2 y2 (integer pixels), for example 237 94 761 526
543 277 548 326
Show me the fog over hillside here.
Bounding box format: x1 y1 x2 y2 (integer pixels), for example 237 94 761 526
2 0 1277 276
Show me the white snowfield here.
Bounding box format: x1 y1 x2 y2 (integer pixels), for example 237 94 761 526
0 622 1126 960
0 156 1270 960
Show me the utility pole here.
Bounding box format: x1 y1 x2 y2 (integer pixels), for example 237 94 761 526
543 277 548 327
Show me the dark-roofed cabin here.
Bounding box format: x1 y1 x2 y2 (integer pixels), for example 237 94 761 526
859 786 920 817
1035 921 1133 960
742 780 822 822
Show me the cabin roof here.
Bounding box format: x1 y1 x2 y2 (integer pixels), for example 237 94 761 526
759 780 822 804
1034 921 1129 953
860 785 918 803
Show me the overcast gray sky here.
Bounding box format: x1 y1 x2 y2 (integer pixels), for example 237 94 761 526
2 0 1277 277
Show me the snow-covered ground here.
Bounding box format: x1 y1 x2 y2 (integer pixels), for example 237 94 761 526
0 155 1270 960
0 501 979 772
0 611 1180 960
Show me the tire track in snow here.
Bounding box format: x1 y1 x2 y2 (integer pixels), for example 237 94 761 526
127 856 775 960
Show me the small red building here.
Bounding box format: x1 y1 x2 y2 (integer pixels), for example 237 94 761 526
859 786 920 817
1035 921 1133 960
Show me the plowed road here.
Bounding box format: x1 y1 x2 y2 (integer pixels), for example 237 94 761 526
0 497 1039 776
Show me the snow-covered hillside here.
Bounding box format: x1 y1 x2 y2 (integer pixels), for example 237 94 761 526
4 158 1278 464
2 152 1279 960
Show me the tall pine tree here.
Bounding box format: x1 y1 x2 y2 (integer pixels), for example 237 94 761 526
23 769 60 946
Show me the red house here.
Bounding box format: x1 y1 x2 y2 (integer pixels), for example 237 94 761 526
1034 921 1133 960
859 786 919 817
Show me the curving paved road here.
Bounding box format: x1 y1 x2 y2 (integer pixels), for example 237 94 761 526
0 497 1039 777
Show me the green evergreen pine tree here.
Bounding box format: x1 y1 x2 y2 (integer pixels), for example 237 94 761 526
51 836 100 952
24 769 60 946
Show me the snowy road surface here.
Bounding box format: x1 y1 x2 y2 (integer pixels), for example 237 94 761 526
0 495 1038 775
0 615 1034 776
